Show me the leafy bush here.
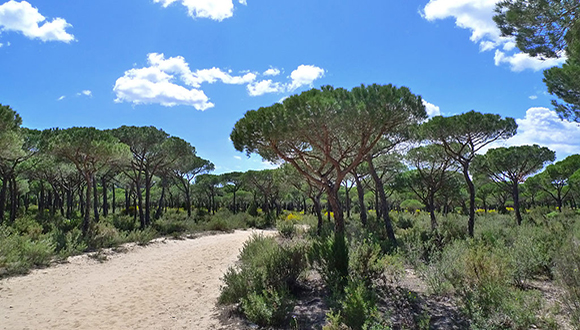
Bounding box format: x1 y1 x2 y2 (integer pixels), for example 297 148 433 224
309 232 349 294
240 288 292 326
434 240 542 329
88 222 126 249
554 234 580 326
349 239 403 288
126 228 157 246
52 228 87 259
277 220 296 239
0 226 55 276
153 217 189 236
219 234 307 327
111 214 136 232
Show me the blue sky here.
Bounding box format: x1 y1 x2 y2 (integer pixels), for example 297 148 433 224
0 0 578 173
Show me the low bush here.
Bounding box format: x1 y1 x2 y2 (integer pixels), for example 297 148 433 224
218 234 307 327
276 220 296 239
554 232 580 326
87 222 126 250
0 226 55 276
240 288 293 326
308 232 349 294
126 228 157 246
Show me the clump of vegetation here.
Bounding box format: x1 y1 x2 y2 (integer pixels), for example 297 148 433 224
218 233 307 326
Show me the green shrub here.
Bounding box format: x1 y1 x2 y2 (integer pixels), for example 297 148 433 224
111 214 136 232
277 220 296 239
554 234 580 326
349 239 402 288
434 240 542 329
400 199 424 213
52 228 87 259
153 217 189 236
0 226 55 276
241 288 292 326
309 232 349 294
247 201 258 217
218 234 307 326
340 280 376 330
126 228 157 246
88 222 126 249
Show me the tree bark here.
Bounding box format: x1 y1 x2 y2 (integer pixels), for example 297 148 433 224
367 156 397 245
102 177 108 218
354 175 367 227
93 175 99 223
462 163 476 237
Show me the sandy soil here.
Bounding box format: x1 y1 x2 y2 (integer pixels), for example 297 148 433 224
0 230 267 330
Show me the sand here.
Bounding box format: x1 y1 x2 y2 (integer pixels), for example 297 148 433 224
0 230 267 330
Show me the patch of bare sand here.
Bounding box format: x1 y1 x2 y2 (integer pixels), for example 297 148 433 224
0 230 269 330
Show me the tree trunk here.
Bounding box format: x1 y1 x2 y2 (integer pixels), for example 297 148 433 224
9 176 17 224
93 175 99 223
155 183 165 220
102 177 108 218
512 183 522 225
66 189 72 219
0 176 7 224
111 183 116 215
144 170 151 226
185 187 192 218
462 164 476 237
83 176 92 236
428 193 438 231
354 175 367 227
367 156 397 245
137 184 145 229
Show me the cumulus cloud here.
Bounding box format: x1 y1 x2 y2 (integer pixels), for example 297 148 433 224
421 0 565 71
422 100 441 117
0 0 74 42
487 107 580 158
114 53 262 110
494 50 565 72
263 67 281 76
152 0 245 21
529 95 538 100
115 53 325 107
288 65 325 91
247 79 284 96
248 64 325 96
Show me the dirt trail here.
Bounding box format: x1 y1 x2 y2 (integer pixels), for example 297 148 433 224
0 230 266 330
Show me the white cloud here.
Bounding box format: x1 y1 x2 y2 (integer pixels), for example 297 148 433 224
288 65 325 91
263 67 280 76
239 0 247 4
421 0 566 71
114 53 261 110
493 50 565 72
247 64 325 96
493 107 580 158
80 90 92 97
0 0 74 42
233 155 241 160
146 53 256 88
153 0 243 21
422 100 441 117
57 95 65 101
529 95 538 100
247 79 284 96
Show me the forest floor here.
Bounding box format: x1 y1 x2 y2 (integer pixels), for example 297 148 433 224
0 229 271 330
1 229 573 330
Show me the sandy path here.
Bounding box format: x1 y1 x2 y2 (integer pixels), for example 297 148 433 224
0 230 266 330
